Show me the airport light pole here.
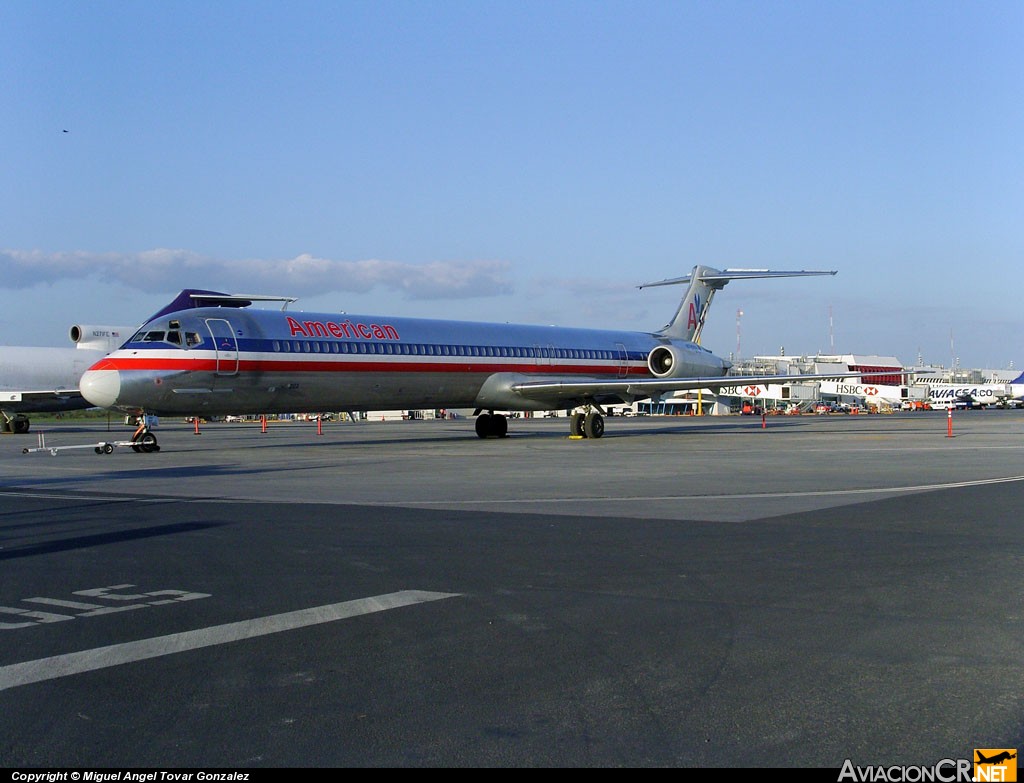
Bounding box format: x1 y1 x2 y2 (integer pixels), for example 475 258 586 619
736 309 743 359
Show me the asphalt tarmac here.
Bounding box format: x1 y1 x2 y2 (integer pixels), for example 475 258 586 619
1 410 1022 768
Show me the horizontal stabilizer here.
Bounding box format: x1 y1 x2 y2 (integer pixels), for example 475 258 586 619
638 268 836 290
641 265 837 342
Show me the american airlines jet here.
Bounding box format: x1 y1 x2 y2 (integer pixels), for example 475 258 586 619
79 265 859 451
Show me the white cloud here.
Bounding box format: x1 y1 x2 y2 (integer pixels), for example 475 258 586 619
0 249 513 300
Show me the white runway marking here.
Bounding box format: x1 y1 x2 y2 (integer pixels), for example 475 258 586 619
371 473 1024 505
0 590 460 691
0 490 160 501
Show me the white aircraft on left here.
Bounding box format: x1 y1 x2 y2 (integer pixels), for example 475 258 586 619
0 325 134 433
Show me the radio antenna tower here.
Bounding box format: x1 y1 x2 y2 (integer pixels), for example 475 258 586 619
736 309 743 358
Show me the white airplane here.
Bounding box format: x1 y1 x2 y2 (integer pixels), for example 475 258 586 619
1 325 134 433
924 375 1024 409
79 265 860 451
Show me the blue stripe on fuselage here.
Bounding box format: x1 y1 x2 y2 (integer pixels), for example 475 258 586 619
129 307 718 366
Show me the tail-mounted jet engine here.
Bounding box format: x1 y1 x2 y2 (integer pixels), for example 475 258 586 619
69 325 132 352
647 344 691 378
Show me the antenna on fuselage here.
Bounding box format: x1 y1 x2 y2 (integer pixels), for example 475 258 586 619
190 293 298 311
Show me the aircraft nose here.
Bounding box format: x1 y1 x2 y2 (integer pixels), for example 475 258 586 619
80 369 121 409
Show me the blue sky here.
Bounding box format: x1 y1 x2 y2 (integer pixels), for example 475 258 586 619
2 1 1021 370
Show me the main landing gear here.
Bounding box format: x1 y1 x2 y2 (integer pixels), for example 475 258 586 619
474 411 508 439
569 408 605 439
473 407 607 439
1 414 31 434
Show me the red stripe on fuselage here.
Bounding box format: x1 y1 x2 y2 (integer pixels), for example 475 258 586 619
92 356 651 377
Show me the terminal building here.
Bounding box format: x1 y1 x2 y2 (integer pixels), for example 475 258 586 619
633 354 1020 416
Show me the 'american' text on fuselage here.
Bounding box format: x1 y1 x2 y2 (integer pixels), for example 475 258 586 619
286 316 400 341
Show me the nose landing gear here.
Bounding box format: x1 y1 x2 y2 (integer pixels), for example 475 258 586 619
130 417 161 453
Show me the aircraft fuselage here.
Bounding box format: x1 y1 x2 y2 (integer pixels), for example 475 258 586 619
80 306 727 416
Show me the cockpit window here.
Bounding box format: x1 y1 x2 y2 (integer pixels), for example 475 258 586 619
185 332 202 346
167 331 182 345
143 331 166 342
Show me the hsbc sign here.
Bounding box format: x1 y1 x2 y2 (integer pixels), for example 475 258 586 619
833 383 880 396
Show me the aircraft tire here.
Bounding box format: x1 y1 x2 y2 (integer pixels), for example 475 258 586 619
475 414 492 439
475 413 509 439
570 413 585 437
584 412 605 439
138 432 158 453
13 418 29 434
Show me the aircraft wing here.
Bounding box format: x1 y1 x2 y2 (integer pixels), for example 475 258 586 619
507 371 863 408
1 388 87 413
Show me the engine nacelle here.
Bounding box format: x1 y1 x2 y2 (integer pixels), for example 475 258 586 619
648 344 691 378
69 324 134 353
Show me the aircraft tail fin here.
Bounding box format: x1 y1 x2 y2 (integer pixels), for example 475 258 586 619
639 266 837 343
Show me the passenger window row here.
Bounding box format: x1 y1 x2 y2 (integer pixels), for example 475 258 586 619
271 340 633 361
